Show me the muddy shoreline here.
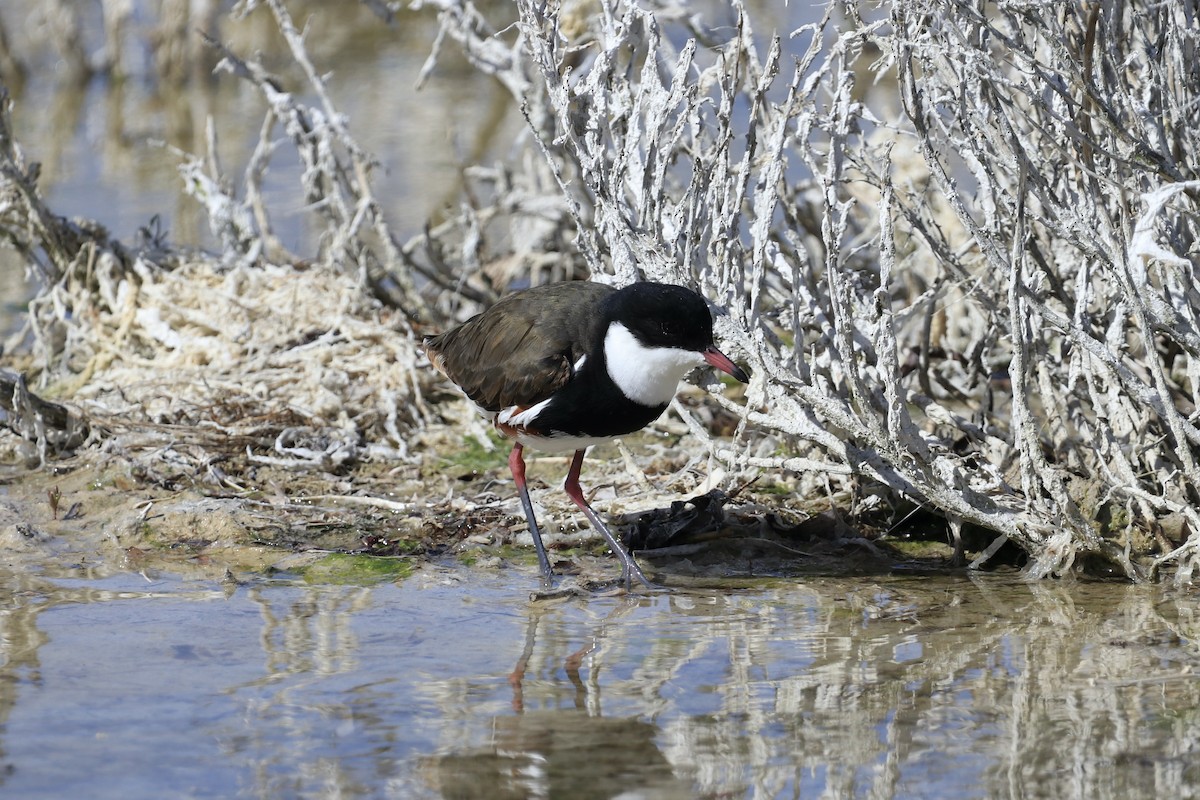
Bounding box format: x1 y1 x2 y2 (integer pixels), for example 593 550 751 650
0 421 974 589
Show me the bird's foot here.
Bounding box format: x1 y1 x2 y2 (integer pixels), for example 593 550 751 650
619 563 661 591
576 559 662 594
529 567 662 600
610 547 664 591
530 584 584 601
529 572 593 601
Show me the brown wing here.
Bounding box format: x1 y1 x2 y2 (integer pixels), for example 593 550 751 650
424 282 615 412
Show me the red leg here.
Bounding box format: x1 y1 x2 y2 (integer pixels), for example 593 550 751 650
510 443 553 582
563 449 655 589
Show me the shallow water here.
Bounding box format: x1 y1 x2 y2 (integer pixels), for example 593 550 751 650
1 564 1196 799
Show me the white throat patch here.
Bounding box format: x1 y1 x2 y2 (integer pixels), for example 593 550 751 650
604 322 705 407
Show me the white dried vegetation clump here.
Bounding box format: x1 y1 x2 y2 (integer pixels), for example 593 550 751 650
0 0 443 479
424 0 1200 582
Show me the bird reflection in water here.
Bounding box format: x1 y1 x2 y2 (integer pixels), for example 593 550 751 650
429 600 690 799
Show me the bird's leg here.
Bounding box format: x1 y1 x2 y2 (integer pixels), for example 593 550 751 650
563 449 656 590
509 443 554 583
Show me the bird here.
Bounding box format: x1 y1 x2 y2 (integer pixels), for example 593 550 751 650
423 281 750 589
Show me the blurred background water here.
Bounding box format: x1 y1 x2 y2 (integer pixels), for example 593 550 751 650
0 0 519 254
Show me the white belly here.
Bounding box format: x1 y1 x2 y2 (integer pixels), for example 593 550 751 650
513 431 615 453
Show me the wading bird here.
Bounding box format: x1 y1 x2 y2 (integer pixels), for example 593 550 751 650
424 281 749 588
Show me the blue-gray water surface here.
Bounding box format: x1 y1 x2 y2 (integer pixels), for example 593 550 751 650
1 565 1196 799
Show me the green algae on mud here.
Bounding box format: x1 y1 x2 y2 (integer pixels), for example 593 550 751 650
299 553 417 585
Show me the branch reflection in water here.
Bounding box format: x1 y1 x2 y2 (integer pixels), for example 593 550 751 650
0 569 1196 798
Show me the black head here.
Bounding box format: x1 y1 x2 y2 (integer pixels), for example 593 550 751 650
603 281 750 384
605 282 715 352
